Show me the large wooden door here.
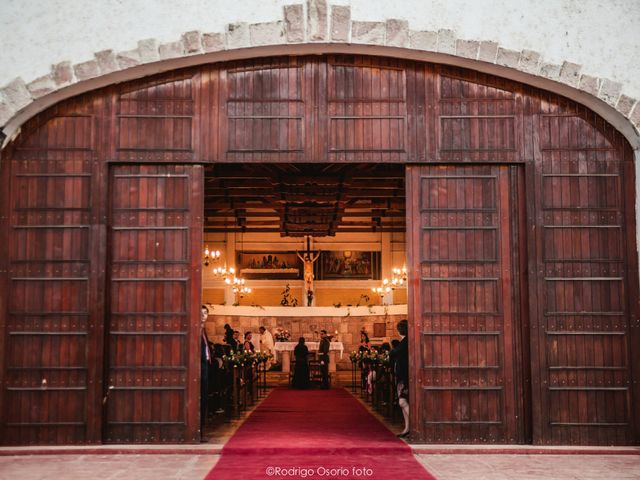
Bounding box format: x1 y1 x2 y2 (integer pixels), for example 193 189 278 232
407 164 526 443
104 164 202 443
0 108 105 445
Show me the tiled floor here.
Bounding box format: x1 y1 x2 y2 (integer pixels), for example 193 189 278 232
416 453 640 480
0 454 219 480
1 451 639 479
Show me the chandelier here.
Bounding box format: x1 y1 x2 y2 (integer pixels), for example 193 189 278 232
203 246 221 266
371 280 392 299
213 265 235 278
372 265 407 304
391 266 407 287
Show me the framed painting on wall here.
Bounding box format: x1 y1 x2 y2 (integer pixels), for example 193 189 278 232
316 251 381 280
237 251 303 279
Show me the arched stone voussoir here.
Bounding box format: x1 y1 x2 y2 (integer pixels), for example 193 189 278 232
1 0 639 149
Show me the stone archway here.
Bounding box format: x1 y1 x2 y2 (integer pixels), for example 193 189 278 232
1 1 639 151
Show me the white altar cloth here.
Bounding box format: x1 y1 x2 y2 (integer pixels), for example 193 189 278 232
272 341 344 359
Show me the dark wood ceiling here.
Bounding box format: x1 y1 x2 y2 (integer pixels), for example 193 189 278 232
204 164 405 236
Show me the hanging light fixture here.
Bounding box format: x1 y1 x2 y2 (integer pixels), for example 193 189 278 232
391 265 407 288
213 265 235 278
203 246 221 266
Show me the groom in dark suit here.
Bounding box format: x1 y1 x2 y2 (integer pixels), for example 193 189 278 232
318 330 330 389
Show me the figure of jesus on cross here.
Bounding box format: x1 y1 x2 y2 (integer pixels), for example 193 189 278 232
296 236 320 306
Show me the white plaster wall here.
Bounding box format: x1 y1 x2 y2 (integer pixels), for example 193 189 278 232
1 0 639 97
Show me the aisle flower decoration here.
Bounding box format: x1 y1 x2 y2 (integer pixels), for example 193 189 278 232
349 350 365 364
223 350 260 367
255 351 273 364
359 349 390 366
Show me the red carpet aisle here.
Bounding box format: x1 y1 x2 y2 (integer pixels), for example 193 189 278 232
205 388 435 480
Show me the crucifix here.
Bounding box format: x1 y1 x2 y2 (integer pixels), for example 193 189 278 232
296 236 320 306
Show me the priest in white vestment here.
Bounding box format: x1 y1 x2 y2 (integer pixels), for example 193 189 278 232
259 326 275 369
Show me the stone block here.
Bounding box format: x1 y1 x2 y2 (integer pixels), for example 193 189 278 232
477 41 498 62
0 100 15 126
518 49 540 74
27 74 56 99
436 29 456 54
182 31 202 54
250 21 285 46
578 74 600 96
496 47 520 68
226 22 250 49
284 4 305 43
202 32 225 52
559 61 582 87
116 49 141 69
137 38 160 62
1 78 32 111
52 61 75 86
73 60 100 81
159 40 185 60
456 39 479 59
342 333 353 345
630 103 640 131
599 79 622 106
539 62 561 81
409 30 437 51
340 322 349 333
307 0 328 41
352 21 385 45
616 94 637 117
330 5 350 42
94 49 119 75
386 19 408 48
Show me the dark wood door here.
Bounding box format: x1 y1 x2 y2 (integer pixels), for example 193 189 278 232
104 164 202 443
407 164 526 443
528 112 638 444
0 110 105 445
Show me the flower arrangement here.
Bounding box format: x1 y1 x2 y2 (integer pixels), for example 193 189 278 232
349 350 365 364
223 350 259 367
350 349 390 366
255 351 273 363
274 327 291 342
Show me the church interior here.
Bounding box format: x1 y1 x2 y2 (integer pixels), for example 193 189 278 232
201 163 408 372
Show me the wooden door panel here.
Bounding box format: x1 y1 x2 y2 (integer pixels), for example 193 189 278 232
326 58 408 163
115 77 195 162
105 164 201 443
408 165 523 443
532 136 635 444
0 111 100 445
219 58 310 163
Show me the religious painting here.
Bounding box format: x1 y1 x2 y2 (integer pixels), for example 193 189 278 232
316 251 381 280
373 322 387 338
236 251 303 279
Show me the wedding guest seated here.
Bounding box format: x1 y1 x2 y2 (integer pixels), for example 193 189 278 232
243 331 255 352
380 342 391 352
292 337 310 389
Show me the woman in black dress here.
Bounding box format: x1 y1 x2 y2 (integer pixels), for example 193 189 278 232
292 337 310 389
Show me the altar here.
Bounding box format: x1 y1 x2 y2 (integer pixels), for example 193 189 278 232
273 341 344 373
